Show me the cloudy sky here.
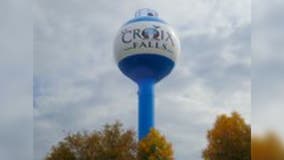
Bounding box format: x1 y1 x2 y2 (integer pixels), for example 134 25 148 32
252 0 284 139
33 0 251 160
0 0 32 160
2 0 284 159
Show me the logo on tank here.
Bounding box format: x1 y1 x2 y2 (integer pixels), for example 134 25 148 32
141 26 160 39
121 25 175 54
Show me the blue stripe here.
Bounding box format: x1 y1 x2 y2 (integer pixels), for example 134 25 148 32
118 54 174 83
123 16 167 26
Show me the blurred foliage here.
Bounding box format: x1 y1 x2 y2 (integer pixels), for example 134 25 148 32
203 112 251 160
138 128 174 160
45 121 137 160
45 122 174 160
252 132 284 160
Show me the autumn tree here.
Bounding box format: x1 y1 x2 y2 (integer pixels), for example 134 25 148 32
138 128 174 160
45 121 137 160
252 132 284 160
203 112 251 160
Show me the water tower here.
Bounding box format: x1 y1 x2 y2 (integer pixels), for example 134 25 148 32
114 8 180 140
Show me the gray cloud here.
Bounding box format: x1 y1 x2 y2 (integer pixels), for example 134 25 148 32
0 0 32 160
252 0 284 139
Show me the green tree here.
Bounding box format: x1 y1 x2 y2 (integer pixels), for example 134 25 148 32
138 128 174 160
45 121 137 160
203 112 251 160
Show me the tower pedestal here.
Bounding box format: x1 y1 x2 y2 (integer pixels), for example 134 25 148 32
138 79 154 140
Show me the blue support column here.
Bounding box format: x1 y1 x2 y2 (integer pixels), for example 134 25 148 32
138 79 154 140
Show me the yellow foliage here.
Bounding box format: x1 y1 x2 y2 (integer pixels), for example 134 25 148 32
138 128 174 160
203 112 251 160
252 132 284 160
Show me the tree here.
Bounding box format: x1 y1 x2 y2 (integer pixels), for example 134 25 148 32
45 121 137 160
203 112 251 160
252 132 284 160
138 128 174 160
